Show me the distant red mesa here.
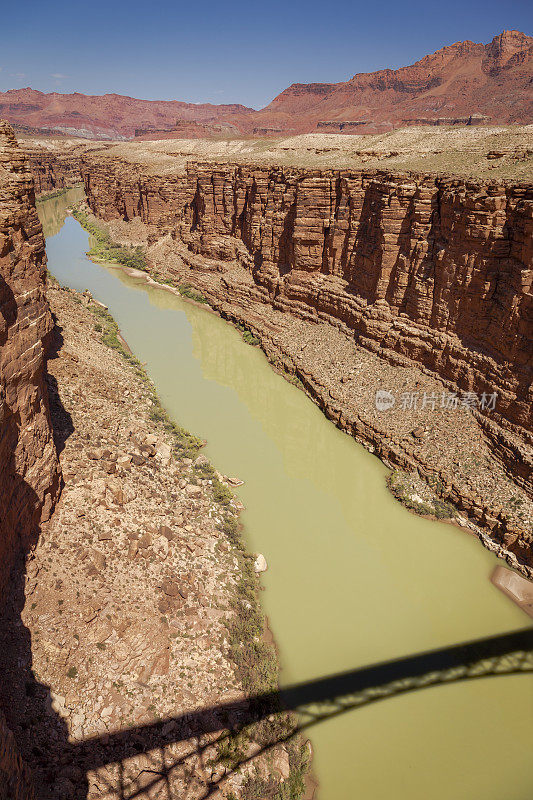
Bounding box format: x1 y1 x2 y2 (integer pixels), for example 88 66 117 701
1 30 531 140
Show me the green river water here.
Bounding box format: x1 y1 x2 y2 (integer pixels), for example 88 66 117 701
38 189 533 800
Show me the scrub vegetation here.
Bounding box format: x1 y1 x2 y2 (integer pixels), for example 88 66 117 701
236 323 261 346
178 282 208 304
72 207 148 271
387 470 457 519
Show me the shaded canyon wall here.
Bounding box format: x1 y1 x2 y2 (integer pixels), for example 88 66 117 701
0 122 60 592
24 142 87 195
0 121 61 798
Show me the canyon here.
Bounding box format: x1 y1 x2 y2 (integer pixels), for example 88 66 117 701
0 115 531 800
0 10 531 800
1 31 532 140
15 126 533 561
63 135 531 574
15 126 533 578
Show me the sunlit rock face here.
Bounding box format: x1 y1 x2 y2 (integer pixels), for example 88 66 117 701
81 155 533 436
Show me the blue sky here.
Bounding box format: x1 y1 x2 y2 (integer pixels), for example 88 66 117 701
1 0 531 108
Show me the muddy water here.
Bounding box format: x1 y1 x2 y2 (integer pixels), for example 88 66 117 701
39 190 533 800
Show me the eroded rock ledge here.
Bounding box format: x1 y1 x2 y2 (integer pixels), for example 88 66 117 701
75 152 532 574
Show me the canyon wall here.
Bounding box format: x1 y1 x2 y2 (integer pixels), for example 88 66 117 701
81 158 533 440
0 121 60 797
23 141 92 195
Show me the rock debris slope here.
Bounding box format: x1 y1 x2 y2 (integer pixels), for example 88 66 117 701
0 283 301 799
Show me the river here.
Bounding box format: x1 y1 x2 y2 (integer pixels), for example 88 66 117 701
38 188 533 800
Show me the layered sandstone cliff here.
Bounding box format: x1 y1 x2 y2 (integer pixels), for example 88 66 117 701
0 123 61 795
22 138 104 195
81 157 533 438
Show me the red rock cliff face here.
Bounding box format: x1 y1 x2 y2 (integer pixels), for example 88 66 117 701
81 158 533 439
0 121 61 589
25 147 80 195
23 141 97 195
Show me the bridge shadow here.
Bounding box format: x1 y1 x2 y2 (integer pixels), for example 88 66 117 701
63 627 533 799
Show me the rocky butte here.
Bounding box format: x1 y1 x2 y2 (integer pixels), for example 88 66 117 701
242 29 533 135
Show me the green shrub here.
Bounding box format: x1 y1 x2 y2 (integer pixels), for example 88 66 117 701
236 323 260 346
387 471 456 519
179 283 207 303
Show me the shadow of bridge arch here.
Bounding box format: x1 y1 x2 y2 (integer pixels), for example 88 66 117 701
71 627 533 800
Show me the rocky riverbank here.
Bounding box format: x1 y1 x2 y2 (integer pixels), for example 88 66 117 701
0 276 309 799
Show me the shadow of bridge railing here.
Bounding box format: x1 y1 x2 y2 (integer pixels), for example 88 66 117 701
71 627 533 800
